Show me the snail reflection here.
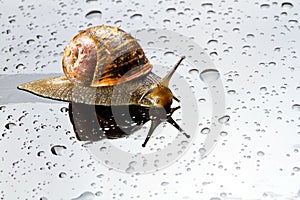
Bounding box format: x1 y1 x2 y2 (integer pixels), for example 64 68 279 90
69 102 189 147
18 25 189 147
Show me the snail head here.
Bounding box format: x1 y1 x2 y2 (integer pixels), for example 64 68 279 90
139 56 185 107
140 84 174 107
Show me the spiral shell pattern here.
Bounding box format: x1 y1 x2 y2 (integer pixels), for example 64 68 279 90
62 25 152 87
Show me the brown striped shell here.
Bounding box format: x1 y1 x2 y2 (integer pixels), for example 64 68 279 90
62 25 152 87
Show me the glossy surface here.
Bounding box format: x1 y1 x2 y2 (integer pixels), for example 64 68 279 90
0 0 299 199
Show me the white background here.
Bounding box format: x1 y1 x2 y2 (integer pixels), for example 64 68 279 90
0 0 299 199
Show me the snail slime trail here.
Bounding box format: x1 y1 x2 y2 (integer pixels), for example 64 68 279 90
18 25 189 147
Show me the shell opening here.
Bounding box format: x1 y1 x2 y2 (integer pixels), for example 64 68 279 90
62 35 97 85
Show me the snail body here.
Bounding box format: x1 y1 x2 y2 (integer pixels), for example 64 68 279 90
18 25 188 147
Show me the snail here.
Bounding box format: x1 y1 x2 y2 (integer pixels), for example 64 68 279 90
18 25 189 147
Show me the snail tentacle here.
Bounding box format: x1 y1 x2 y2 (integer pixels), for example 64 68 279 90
142 118 161 147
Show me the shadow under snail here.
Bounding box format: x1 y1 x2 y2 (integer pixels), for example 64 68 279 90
18 25 190 147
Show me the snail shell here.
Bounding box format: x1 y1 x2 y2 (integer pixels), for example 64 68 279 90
62 25 152 87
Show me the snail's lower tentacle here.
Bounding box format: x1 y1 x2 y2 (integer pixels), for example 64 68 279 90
173 95 180 102
169 106 181 116
142 119 161 147
167 117 190 138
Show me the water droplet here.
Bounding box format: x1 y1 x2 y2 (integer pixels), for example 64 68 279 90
0 106 6 111
166 8 176 13
293 167 300 172
281 2 293 9
161 181 169 186
220 131 228 136
129 161 137 167
201 3 213 9
114 20 122 26
246 33 255 38
86 0 98 3
218 115 230 124
125 166 135 173
85 10 102 20
292 104 300 111
164 51 175 56
15 63 25 70
60 107 68 112
26 39 35 44
130 13 143 20
95 191 103 196
96 174 104 178
71 191 95 200
201 127 210 134
40 197 48 200
260 86 267 92
59 172 67 178
199 69 220 83
233 27 240 32
260 4 270 9
9 19 16 23
288 19 298 25
163 19 171 24
99 147 107 152
227 90 236 95
198 98 206 103
269 62 276 67
5 122 16 129
188 68 199 76
274 47 281 52
257 151 265 156
209 51 218 57
198 147 207 154
37 151 45 157
193 17 200 22
207 39 218 45
220 192 227 197
50 145 67 156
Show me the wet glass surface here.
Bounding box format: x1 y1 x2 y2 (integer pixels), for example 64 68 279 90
0 0 300 199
